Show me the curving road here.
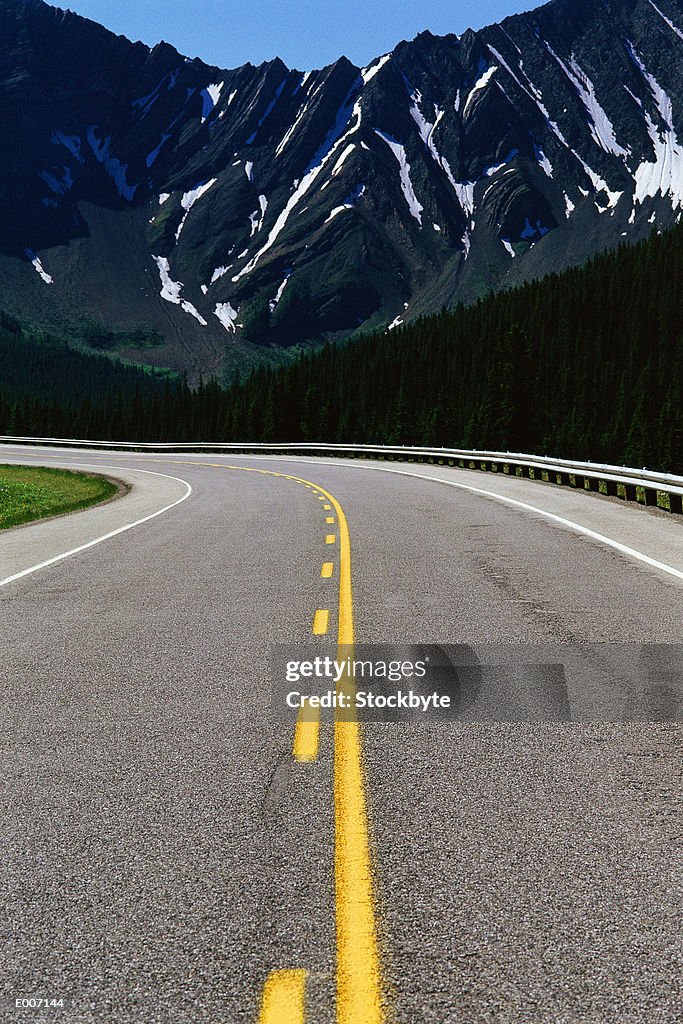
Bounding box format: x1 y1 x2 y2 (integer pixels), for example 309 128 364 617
1 445 681 1024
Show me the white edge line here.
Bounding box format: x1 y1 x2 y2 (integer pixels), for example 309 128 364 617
216 454 683 584
0 464 192 589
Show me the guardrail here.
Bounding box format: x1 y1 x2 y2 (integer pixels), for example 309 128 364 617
2 436 683 513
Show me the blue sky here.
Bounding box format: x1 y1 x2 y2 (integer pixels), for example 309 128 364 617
48 1 538 70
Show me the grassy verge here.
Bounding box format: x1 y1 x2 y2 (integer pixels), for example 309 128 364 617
0 464 118 530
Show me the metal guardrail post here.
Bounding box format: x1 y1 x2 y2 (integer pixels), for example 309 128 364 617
3 436 683 514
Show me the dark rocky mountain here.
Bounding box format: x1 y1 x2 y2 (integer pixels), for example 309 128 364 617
1 0 683 381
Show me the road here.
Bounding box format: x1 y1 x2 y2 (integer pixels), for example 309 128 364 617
1 445 681 1024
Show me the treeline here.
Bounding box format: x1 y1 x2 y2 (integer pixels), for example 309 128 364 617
221 224 683 470
2 222 683 470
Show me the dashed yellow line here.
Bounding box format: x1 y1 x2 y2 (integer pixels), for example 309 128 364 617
134 458 384 1024
258 969 306 1023
326 516 335 524
313 608 330 635
293 699 321 763
321 562 334 578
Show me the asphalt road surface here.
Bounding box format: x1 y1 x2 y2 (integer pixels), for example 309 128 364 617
1 445 681 1024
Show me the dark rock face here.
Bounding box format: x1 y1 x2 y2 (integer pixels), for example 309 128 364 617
2 0 683 379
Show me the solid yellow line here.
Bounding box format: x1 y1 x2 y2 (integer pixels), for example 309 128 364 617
147 459 384 1023
326 516 335 524
319 475 383 1024
258 969 306 1023
293 700 320 762
326 534 336 545
321 562 334 578
334 714 382 1024
313 608 329 635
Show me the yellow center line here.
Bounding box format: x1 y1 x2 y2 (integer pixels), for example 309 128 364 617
293 699 321 763
326 534 336 545
321 562 334 579
326 517 335 524
217 463 383 1023
324 479 383 1024
258 969 306 1023
313 608 330 635
129 458 384 1024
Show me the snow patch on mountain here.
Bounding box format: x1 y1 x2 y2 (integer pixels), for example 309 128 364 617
647 0 683 41
462 63 498 119
362 53 392 84
403 75 501 227
86 127 137 200
175 178 217 241
374 130 423 224
248 194 268 236
152 255 207 324
330 143 356 178
214 301 240 333
542 42 630 158
276 100 311 157
269 268 293 312
233 88 364 282
255 194 268 232
201 82 224 123
571 150 622 210
628 43 683 210
484 149 519 177
454 181 476 219
404 80 458 192
25 249 53 284
488 45 569 148
210 262 232 285
324 184 366 223
533 144 553 177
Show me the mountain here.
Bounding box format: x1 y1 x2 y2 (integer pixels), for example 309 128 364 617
1 0 683 382
5 220 683 471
